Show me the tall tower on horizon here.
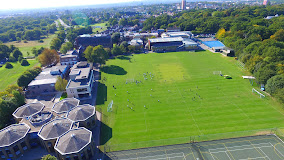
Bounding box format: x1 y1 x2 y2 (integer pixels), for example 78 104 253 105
263 0 269 5
182 0 186 10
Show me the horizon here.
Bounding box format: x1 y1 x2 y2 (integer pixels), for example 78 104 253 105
0 0 145 10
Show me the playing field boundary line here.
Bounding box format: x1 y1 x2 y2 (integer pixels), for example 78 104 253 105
209 143 272 153
238 156 267 160
269 142 284 158
119 152 186 160
209 143 271 152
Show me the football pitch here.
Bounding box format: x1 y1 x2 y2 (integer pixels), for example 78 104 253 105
97 51 284 148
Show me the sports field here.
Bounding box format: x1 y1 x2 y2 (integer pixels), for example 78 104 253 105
97 51 284 148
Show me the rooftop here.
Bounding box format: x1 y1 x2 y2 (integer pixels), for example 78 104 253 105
54 127 92 155
149 37 184 43
28 78 57 86
52 98 80 114
0 124 30 148
35 65 68 80
38 118 73 140
13 102 45 119
67 62 93 88
67 104 96 122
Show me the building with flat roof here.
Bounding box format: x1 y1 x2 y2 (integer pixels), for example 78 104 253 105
66 62 94 99
38 118 73 153
52 98 80 114
54 127 94 160
0 124 31 160
67 104 96 129
161 31 192 39
27 65 69 96
60 50 79 66
74 34 112 49
147 37 198 52
12 102 45 122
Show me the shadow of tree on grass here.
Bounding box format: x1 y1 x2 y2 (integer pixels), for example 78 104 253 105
101 65 127 75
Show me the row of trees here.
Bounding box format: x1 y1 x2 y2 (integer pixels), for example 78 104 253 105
17 67 42 87
0 16 57 43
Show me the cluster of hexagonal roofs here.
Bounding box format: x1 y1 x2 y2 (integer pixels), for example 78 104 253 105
0 98 96 160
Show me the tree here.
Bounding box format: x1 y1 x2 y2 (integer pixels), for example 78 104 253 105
55 76 68 92
5 62 13 69
265 75 284 95
270 29 284 42
21 59 30 66
12 49 23 60
254 68 275 85
84 45 108 64
111 32 120 44
41 154 57 160
60 42 73 54
50 38 62 51
111 44 123 56
38 48 59 66
119 18 128 26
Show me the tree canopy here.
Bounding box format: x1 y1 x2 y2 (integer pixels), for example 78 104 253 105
55 76 68 92
38 48 60 67
84 45 108 64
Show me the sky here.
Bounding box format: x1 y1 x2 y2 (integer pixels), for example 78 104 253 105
0 0 143 10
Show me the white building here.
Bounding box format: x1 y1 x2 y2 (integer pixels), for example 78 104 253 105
66 62 94 99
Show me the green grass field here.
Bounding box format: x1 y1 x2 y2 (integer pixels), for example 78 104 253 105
97 51 284 148
0 60 39 91
91 22 108 33
4 34 57 57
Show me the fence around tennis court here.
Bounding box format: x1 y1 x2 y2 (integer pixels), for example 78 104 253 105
102 127 284 153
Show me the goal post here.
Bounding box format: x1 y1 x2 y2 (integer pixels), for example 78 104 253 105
213 71 222 75
252 88 265 98
107 100 113 112
126 78 135 83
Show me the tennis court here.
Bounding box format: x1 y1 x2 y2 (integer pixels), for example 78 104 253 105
105 135 284 160
202 41 225 48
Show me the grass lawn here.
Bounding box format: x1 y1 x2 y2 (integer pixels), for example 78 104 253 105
97 51 284 149
0 60 40 91
91 22 108 33
4 34 57 57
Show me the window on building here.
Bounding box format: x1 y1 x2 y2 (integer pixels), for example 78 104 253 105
5 150 12 158
73 155 79 160
77 88 87 92
13 145 20 155
20 142 27 150
0 151 5 159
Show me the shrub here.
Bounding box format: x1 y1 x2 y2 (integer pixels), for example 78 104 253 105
21 59 30 66
5 62 13 69
38 39 44 43
23 40 28 43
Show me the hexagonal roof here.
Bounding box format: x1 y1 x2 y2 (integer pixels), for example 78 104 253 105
0 124 30 148
54 127 92 155
67 104 95 122
38 118 73 140
52 98 80 114
13 102 45 119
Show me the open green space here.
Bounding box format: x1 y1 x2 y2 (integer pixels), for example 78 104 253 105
4 34 57 57
97 51 284 149
0 60 40 91
91 22 108 33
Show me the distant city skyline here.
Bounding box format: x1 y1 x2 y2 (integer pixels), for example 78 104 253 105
0 0 144 10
